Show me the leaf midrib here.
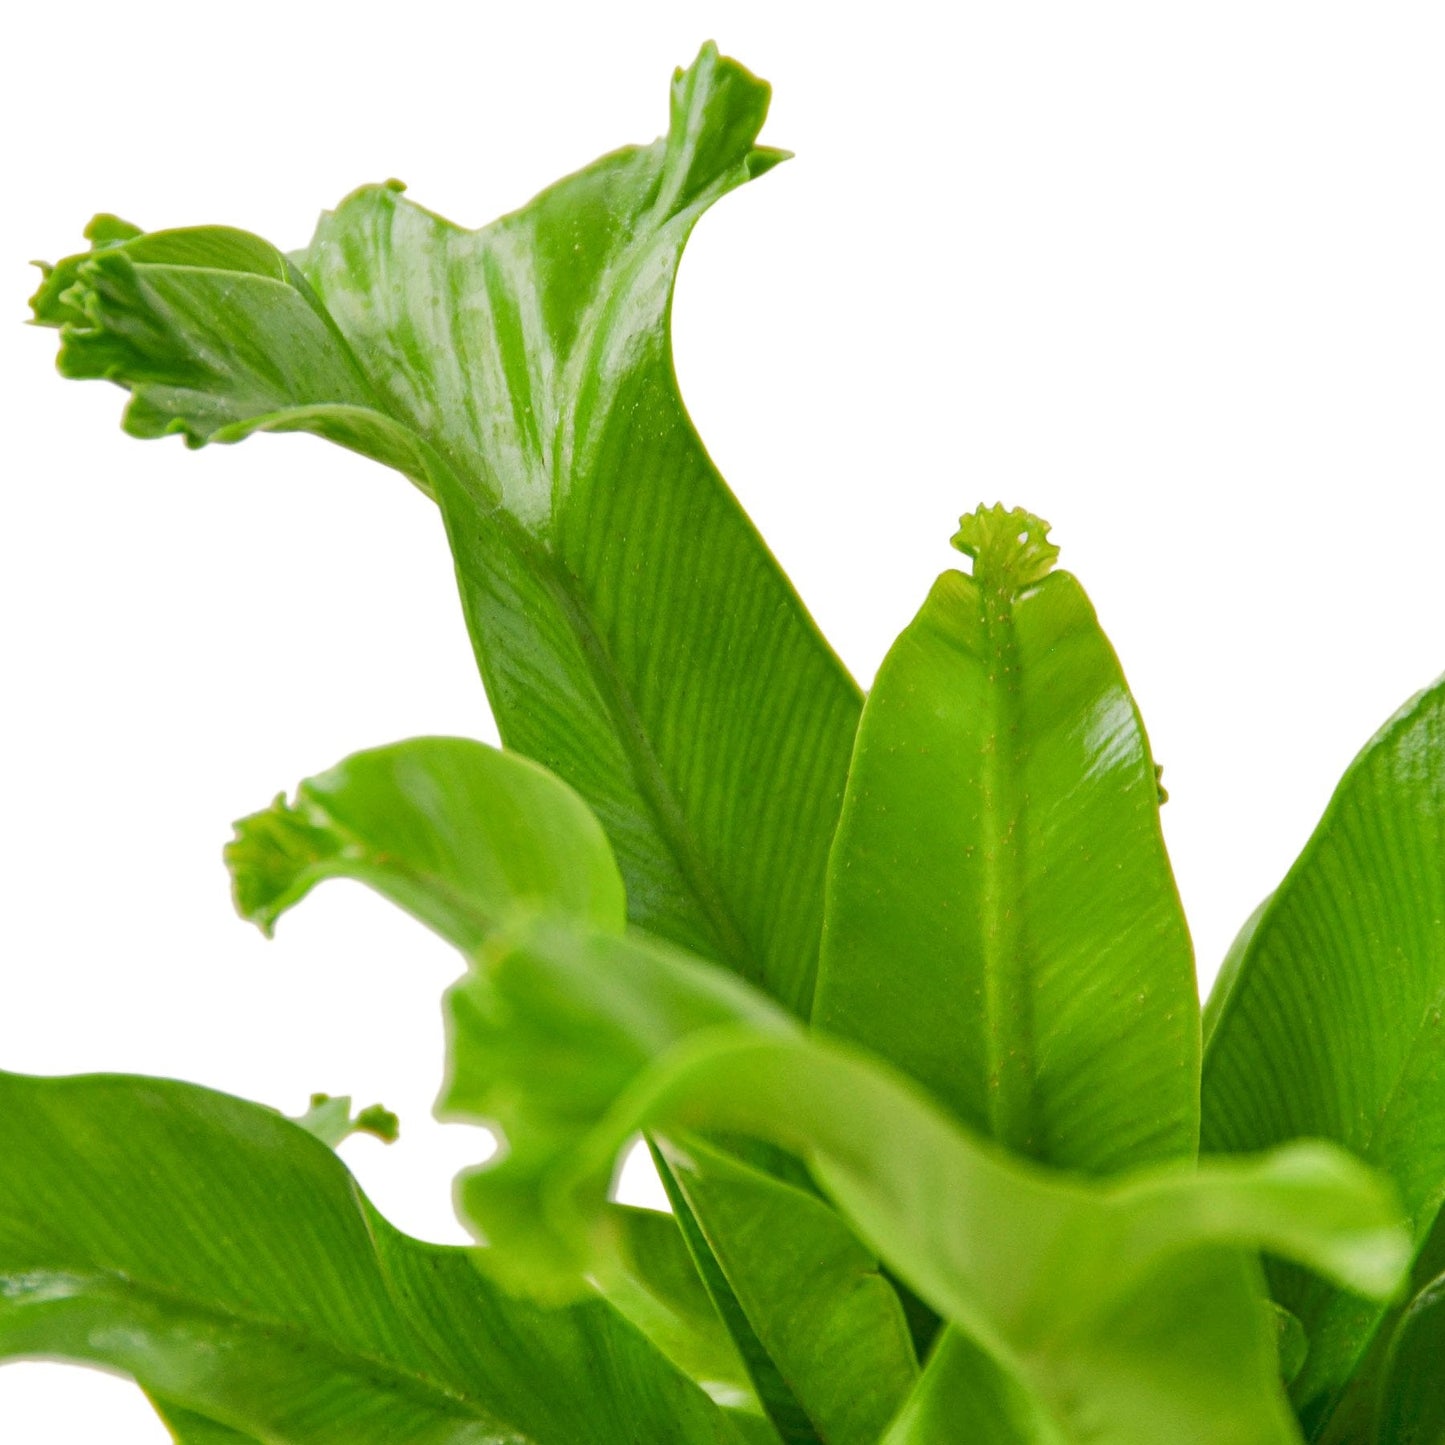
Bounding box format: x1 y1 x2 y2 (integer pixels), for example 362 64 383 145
527 167 771 993
122 165 791 1006
298 800 508 947
292 204 771 999
531 541 761 986
974 581 1036 1155
1 1264 512 1436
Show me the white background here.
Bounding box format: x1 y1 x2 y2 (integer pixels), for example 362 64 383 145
3 1 1444 1435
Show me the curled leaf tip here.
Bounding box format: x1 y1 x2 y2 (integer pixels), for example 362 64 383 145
354 1103 401 1143
1271 1302 1309 1385
294 1093 400 1148
225 791 339 938
83 213 143 246
951 503 1059 594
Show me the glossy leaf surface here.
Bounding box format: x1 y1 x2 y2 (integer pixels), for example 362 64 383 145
440 917 1407 1442
232 733 897 1444
1203 893 1273 1048
647 1148 825 1445
33 45 860 1015
881 1256 1302 1445
149 1396 260 1444
588 1203 759 1417
815 506 1198 1171
655 1134 919 1444
880 1329 1067 1445
1374 1271 1445 1445
227 736 624 946
1202 675 1445 1429
1314 1214 1445 1444
27 40 1445 1441
0 1070 750 1443
1273 1304 1310 1388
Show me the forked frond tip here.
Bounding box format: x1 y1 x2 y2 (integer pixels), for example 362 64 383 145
952 502 1060 593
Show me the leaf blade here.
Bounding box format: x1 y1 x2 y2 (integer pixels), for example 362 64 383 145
148 1395 262 1445
0 1069 748 1444
656 1134 920 1445
439 918 1406 1443
882 1251 1306 1445
314 81 863 1007
226 735 625 947
33 48 863 1016
229 733 859 1439
588 1202 759 1416
1373 1271 1445 1445
815 508 1199 1170
1201 674 1445 1427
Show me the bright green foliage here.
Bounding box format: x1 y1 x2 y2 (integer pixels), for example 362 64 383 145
1313 1219 1445 1444
1203 676 1445 1435
226 735 920 1445
17 39 1445 1445
1274 1304 1311 1387
586 1203 758 1415
228 736 626 946
291 1091 400 1148
1374 1271 1445 1445
0 1070 749 1443
879 1329 1069 1445
30 44 858 1019
816 505 1198 1172
649 1142 857 1445
653 1135 921 1445
438 919 1405 1313
148 1396 260 1444
952 504 1061 590
436 914 1405 1443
